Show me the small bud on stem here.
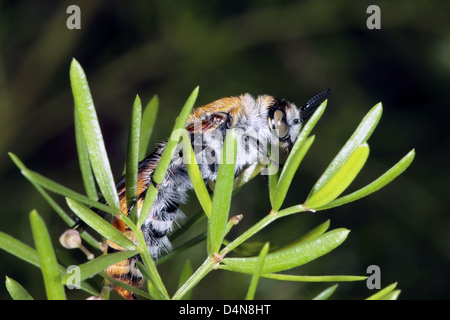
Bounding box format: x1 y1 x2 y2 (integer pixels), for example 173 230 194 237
59 229 94 260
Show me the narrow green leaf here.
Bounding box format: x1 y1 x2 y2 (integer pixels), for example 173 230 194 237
0 232 40 267
153 87 199 185
208 129 237 254
9 153 123 218
268 99 326 209
74 108 98 200
308 103 382 199
35 186 101 250
76 280 101 297
224 241 276 257
229 219 328 257
28 171 120 217
66 198 137 251
70 58 120 209
30 210 67 300
61 250 138 284
259 274 366 282
126 95 142 223
245 242 270 300
180 130 212 218
5 277 34 300
366 282 398 300
316 149 415 210
132 219 169 299
135 262 165 300
158 232 207 265
139 86 199 227
295 100 327 148
133 225 169 299
101 271 153 300
139 95 159 160
378 290 401 300
0 232 99 297
222 228 349 274
305 143 370 209
272 135 315 211
267 161 279 207
172 257 216 300
275 219 330 252
12 168 100 249
10 153 118 248
22 169 107 212
312 284 338 300
177 260 194 300
7 156 77 229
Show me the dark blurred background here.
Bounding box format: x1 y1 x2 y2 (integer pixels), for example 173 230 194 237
0 0 449 300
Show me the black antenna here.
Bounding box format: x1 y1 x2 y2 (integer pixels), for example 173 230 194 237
299 88 331 123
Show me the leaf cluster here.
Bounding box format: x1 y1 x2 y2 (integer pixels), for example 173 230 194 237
1 60 413 300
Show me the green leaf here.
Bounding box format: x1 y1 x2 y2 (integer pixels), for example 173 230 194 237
8 153 106 250
268 100 326 209
378 290 401 300
158 232 207 264
0 231 99 297
316 149 415 210
70 58 120 209
9 152 122 218
133 226 169 299
101 270 153 300
134 262 165 300
0 232 40 267
222 228 349 274
208 129 237 254
312 284 338 300
61 250 138 284
276 219 330 252
305 143 370 209
138 86 199 227
126 95 142 223
307 103 382 201
5 277 34 300
180 130 212 218
294 99 327 151
30 210 67 300
139 95 159 160
267 161 279 207
224 241 277 256
260 274 366 282
74 108 97 200
272 135 315 211
172 257 216 300
153 87 199 185
245 242 269 300
177 260 194 300
366 282 398 300
66 198 137 251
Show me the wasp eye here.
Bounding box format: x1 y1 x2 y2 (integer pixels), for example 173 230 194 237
272 110 289 138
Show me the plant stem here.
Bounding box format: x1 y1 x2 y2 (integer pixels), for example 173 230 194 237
134 228 169 299
172 256 216 300
221 205 307 254
172 205 309 299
